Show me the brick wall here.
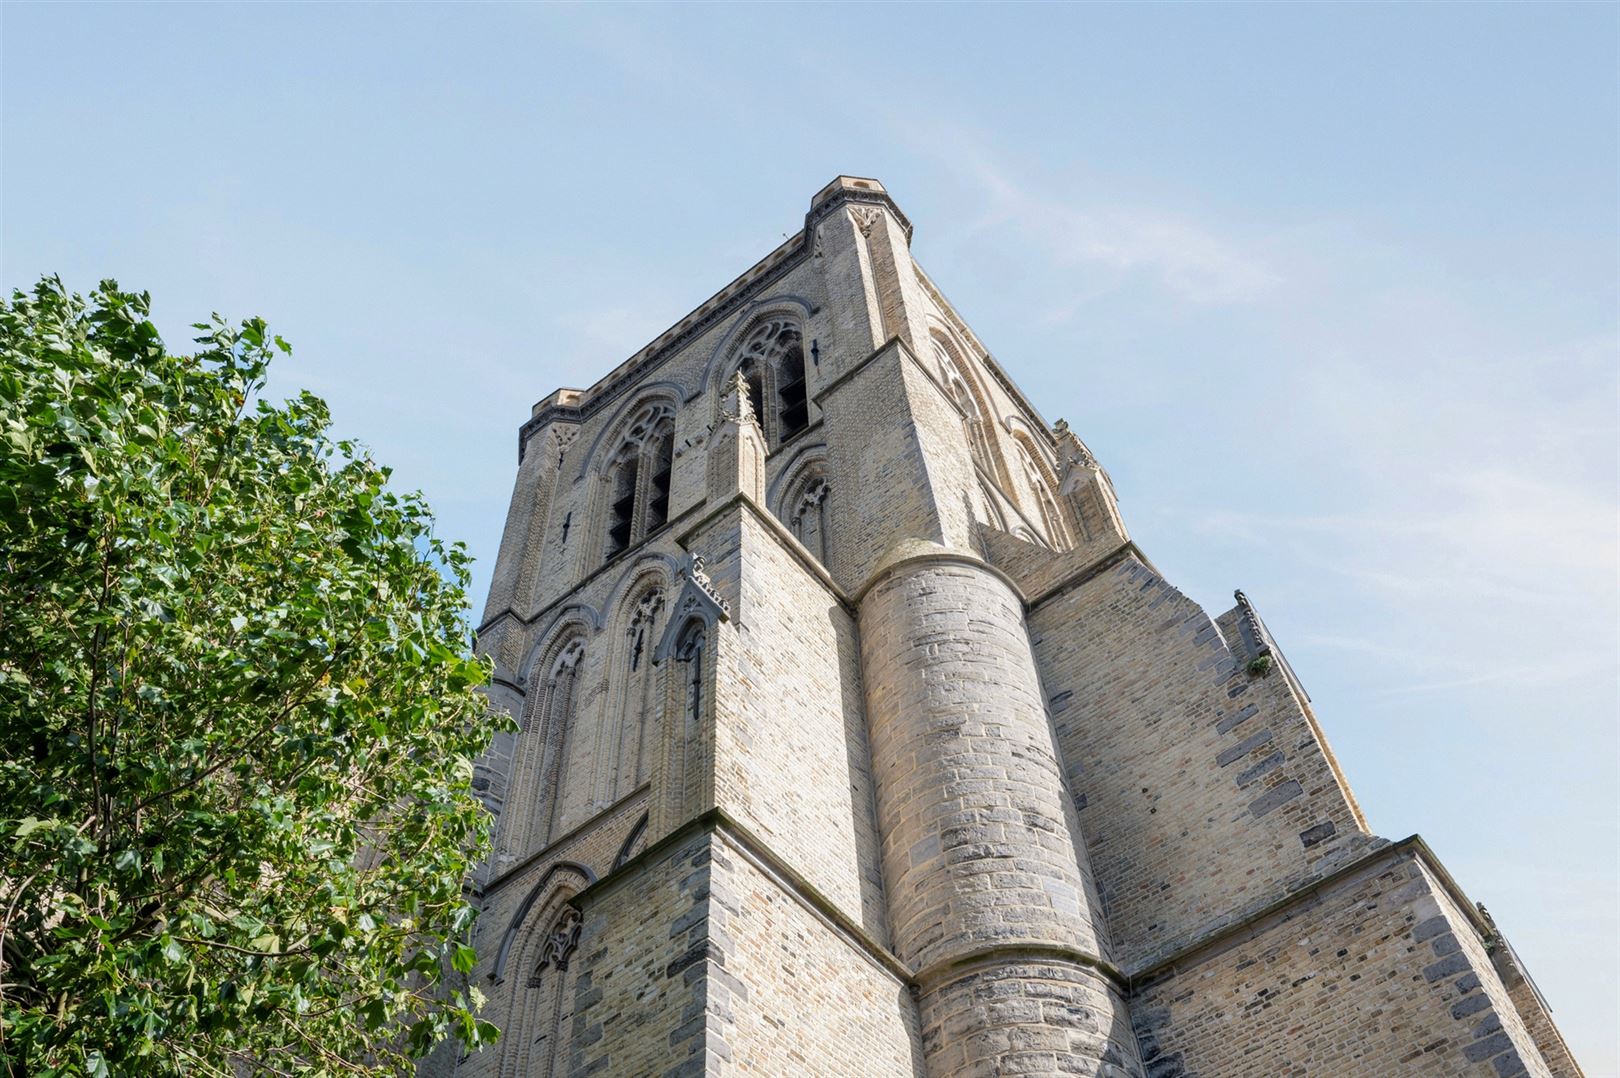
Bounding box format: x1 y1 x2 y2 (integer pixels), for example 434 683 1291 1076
686 504 888 942
566 828 717 1078
445 177 1582 1078
1130 845 1554 1078
708 829 921 1075
1028 553 1373 970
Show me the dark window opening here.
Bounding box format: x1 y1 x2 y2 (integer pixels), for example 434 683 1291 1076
645 427 673 533
606 457 638 559
777 344 808 439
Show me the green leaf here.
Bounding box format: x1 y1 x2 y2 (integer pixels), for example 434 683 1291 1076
0 276 498 1068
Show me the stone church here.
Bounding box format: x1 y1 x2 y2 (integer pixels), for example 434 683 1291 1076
437 178 1583 1077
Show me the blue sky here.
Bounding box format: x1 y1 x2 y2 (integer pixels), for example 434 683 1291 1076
4 3 1615 1068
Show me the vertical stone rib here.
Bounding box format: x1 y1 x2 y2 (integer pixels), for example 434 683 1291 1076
858 552 1142 1077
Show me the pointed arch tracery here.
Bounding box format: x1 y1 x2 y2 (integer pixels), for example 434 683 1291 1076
1012 435 1069 550
530 906 583 982
721 313 811 449
772 450 832 566
504 628 589 862
493 862 595 1078
593 399 676 566
931 330 1008 490
602 573 669 802
650 558 728 833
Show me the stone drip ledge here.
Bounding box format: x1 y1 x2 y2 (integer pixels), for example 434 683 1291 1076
674 491 849 610
568 804 1142 1003
1128 834 1489 989
913 942 1129 997
477 782 651 899
477 467 1158 643
571 806 912 987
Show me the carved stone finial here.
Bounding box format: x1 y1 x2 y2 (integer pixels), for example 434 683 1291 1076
709 372 766 504
850 205 880 237
653 552 731 664
1054 420 1097 473
731 370 756 426
686 554 727 613
717 370 759 430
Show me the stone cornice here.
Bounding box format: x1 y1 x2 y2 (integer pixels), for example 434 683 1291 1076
516 183 913 463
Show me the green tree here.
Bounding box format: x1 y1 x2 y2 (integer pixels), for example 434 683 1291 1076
0 278 506 1076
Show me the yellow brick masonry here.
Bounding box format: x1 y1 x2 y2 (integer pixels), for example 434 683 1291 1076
1130 842 1554 1078
441 177 1582 1078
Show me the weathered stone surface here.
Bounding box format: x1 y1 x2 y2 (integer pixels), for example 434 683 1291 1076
424 177 1581 1078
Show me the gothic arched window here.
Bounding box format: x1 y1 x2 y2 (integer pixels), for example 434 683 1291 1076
599 403 676 564
676 621 708 734
532 906 583 981
1015 440 1067 550
935 342 996 481
728 317 809 449
505 635 587 862
645 422 674 534
616 587 665 794
604 448 638 560
776 340 809 438
507 900 584 1078
533 638 585 849
790 476 830 564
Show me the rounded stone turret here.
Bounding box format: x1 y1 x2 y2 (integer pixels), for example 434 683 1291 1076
857 543 1142 1077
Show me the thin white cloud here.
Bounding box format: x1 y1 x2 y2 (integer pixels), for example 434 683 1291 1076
954 151 1280 306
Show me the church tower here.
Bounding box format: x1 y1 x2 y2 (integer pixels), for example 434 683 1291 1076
439 179 1583 1078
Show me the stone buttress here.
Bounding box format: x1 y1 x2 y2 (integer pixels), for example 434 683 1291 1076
429 177 1584 1078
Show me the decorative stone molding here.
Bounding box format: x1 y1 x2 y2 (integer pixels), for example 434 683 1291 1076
516 182 911 462
1053 418 1098 474
529 907 583 983
550 425 579 469
653 553 731 663
850 205 881 237
627 588 665 635
1233 588 1273 660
